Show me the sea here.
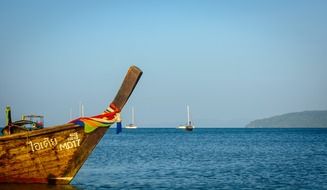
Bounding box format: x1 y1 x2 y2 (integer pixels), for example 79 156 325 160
1 128 327 190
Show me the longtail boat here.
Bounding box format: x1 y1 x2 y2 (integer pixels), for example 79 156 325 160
0 65 142 184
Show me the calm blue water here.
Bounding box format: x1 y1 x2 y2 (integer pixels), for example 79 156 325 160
70 128 327 190
1 128 327 189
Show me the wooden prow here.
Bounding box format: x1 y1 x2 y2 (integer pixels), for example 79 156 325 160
112 65 143 110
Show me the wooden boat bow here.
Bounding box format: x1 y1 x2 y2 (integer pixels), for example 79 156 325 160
0 65 143 184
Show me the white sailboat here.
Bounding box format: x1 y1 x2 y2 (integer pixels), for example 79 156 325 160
125 107 137 129
177 105 194 131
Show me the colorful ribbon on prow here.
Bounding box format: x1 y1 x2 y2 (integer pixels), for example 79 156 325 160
70 103 122 133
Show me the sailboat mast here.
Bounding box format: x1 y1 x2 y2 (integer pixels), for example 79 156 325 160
187 105 190 125
132 107 135 124
70 108 72 121
81 104 85 117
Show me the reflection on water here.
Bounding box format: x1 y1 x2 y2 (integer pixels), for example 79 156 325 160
0 184 80 190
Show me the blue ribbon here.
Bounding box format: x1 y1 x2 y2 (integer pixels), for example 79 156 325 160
116 122 122 134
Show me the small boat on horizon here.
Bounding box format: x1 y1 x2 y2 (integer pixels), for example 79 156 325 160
177 105 194 131
0 66 143 184
125 107 137 129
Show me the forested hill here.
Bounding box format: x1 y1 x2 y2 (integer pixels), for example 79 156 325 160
246 111 327 128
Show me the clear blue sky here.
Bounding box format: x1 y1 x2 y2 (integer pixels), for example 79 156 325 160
1 0 326 127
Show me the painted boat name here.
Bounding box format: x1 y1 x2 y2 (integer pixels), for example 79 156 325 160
58 132 81 151
27 132 80 152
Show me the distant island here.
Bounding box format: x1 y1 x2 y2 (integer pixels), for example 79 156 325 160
246 110 327 128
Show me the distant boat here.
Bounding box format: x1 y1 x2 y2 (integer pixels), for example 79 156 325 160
177 105 194 131
125 107 137 129
0 66 143 184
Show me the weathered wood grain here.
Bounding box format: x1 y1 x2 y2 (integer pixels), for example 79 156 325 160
0 65 143 184
0 124 107 184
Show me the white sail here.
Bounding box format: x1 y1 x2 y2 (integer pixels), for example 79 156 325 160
125 107 137 129
177 105 194 131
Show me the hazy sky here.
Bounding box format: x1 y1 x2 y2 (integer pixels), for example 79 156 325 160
1 0 326 127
